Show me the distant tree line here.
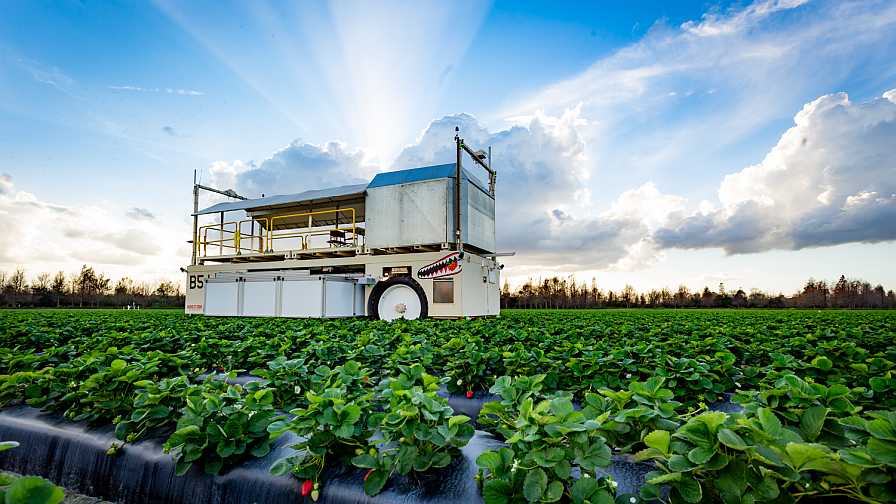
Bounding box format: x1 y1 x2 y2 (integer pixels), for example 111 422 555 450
501 275 896 309
0 265 184 309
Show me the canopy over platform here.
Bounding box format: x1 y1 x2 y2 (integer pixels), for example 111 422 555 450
194 164 491 217
194 183 368 216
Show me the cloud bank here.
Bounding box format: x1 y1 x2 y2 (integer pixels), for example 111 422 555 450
655 90 896 253
208 140 374 198
0 175 185 281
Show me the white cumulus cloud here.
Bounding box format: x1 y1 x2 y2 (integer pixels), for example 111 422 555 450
208 140 374 198
655 89 896 253
0 176 186 282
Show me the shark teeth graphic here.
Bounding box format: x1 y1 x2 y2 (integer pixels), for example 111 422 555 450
418 252 463 279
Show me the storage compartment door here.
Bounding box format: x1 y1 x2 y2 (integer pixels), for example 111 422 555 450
204 281 240 316
323 280 357 317
243 281 278 317
281 279 324 318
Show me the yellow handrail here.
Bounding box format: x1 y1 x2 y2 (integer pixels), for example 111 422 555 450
199 217 269 257
197 209 362 258
267 208 357 250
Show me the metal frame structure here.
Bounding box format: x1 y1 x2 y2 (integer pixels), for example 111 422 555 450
184 135 504 320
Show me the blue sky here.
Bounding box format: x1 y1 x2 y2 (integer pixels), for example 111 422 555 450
1 0 894 293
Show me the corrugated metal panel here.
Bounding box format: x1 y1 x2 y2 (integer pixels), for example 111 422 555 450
195 183 368 215
366 179 451 248
368 164 491 195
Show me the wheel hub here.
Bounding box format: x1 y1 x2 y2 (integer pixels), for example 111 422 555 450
377 284 422 321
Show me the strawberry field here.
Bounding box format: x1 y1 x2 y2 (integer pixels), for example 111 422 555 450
0 308 894 504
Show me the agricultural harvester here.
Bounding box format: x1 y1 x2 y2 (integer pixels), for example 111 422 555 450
184 130 508 320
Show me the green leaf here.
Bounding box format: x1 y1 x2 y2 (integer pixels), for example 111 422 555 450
811 356 833 371
718 429 748 451
550 398 575 417
175 459 192 476
353 453 379 469
544 480 564 502
483 480 513 504
594 490 615 504
269 456 294 476
687 446 715 464
335 422 355 439
571 477 599 504
253 389 274 405
784 442 830 471
867 438 896 465
800 406 828 441
6 476 65 504
674 478 702 503
754 477 780 500
363 469 389 496
866 418 896 441
448 415 471 428
647 472 682 484
110 359 127 371
431 451 451 468
668 454 694 472
644 430 671 455
0 441 20 452
715 458 747 502
694 411 727 433
757 408 782 438
204 457 224 475
250 441 271 458
523 468 548 502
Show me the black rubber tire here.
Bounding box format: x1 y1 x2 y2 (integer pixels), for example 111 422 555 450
368 276 428 320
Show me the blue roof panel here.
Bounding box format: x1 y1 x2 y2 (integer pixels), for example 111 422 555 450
368 163 489 194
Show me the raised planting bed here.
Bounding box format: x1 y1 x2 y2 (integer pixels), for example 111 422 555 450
0 405 504 504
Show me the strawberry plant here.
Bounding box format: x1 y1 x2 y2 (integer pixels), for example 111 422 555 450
164 379 281 475
735 373 860 447
250 356 310 409
479 374 575 440
268 361 379 498
637 405 896 503
64 351 185 424
582 377 683 453
476 395 616 503
352 363 474 496
114 375 191 442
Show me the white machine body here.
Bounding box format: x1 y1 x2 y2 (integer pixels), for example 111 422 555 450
186 140 504 320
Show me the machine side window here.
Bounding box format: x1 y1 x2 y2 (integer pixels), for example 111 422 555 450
433 279 454 303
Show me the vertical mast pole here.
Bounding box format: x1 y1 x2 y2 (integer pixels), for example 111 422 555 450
454 127 463 254
488 145 494 196
191 170 199 265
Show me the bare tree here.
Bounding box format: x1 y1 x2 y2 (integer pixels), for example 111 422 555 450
8 268 27 295
32 272 51 293
51 272 67 307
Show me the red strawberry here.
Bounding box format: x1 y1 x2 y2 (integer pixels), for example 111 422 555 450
364 469 375 481
301 479 313 496
466 390 474 399
448 260 457 271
